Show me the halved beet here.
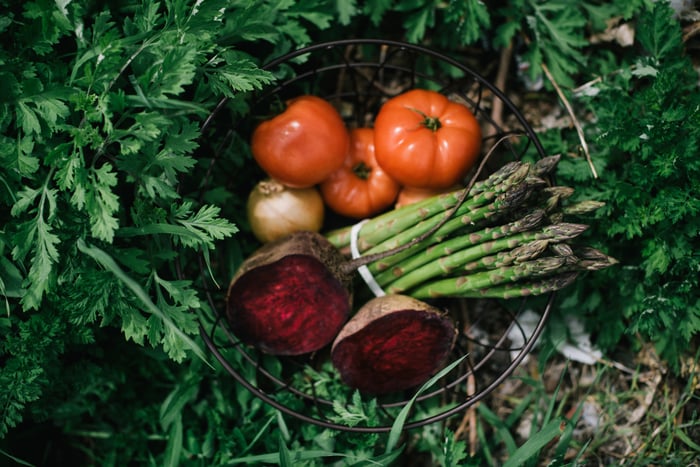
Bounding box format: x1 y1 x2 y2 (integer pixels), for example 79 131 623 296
331 294 457 394
226 231 353 356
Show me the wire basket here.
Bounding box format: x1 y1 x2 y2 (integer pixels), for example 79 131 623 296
195 39 554 432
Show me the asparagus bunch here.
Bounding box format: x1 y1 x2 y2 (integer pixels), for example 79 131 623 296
324 155 617 300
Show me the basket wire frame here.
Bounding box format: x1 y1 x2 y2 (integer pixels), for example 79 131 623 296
196 39 553 432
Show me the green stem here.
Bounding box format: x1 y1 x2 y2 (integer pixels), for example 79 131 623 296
406 105 442 131
364 178 533 264
406 256 569 298
371 209 546 282
352 162 372 180
382 223 588 293
419 272 579 300
324 161 532 252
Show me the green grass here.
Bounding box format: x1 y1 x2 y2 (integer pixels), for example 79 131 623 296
424 345 700 466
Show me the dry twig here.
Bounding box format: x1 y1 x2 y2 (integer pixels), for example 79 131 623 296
540 62 599 179
489 40 515 133
683 21 700 42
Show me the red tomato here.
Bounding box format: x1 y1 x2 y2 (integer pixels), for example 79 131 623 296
320 128 401 219
394 184 462 209
373 89 482 189
251 95 350 188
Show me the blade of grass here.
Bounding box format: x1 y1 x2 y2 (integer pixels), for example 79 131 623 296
574 439 592 462
77 238 214 369
163 415 183 467
385 355 468 455
0 449 35 467
160 379 198 430
675 426 700 452
476 415 496 466
347 449 405 466
277 410 291 442
477 403 518 454
278 432 292 467
502 418 565 467
504 390 537 430
552 402 582 462
201 246 220 288
540 363 569 426
226 450 352 465
227 449 403 467
240 414 276 455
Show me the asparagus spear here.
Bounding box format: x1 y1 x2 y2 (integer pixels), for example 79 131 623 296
370 209 546 281
532 154 562 177
460 239 551 272
325 161 533 253
326 155 565 253
548 242 576 262
361 180 533 265
562 200 606 215
440 272 580 299
383 223 589 293
320 155 616 302
469 159 528 194
407 256 570 298
407 251 616 299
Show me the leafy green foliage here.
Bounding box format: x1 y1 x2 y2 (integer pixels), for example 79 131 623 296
0 0 342 454
1 0 698 464
552 2 700 368
493 0 647 86
363 0 491 47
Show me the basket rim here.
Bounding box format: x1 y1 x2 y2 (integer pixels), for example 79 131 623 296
197 38 554 433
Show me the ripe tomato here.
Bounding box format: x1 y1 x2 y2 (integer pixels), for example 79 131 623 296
320 127 401 219
394 184 462 209
373 89 482 189
251 95 350 188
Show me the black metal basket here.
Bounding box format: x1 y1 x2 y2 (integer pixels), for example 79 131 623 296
195 39 553 433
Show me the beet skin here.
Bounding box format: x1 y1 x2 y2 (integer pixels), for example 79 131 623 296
226 231 352 356
331 294 457 394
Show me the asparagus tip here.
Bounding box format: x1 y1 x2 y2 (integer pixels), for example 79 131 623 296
533 154 562 176
562 200 606 215
544 222 589 240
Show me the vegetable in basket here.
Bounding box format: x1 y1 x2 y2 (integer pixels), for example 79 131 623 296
226 230 353 356
320 127 401 219
247 179 325 243
227 154 617 362
229 84 616 386
325 156 618 300
331 294 457 394
373 89 482 189
250 95 349 188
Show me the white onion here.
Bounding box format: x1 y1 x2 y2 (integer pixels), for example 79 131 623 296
247 179 325 243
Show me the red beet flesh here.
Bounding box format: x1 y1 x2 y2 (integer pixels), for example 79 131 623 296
226 231 352 356
331 295 457 394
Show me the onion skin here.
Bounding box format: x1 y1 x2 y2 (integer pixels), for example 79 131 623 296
247 179 325 243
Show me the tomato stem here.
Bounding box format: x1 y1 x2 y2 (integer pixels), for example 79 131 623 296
352 162 372 180
406 106 442 131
